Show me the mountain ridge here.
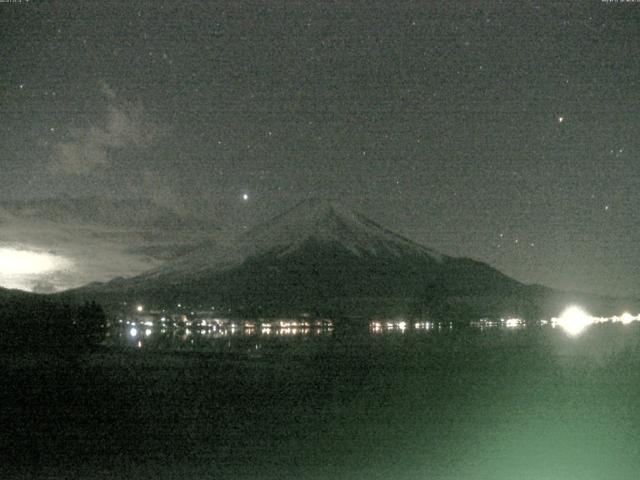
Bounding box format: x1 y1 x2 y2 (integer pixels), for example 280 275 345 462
64 199 550 319
139 198 446 280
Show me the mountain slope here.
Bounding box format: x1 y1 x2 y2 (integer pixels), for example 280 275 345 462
141 199 444 278
69 199 535 318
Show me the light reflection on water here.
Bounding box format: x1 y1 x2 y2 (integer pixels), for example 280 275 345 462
112 318 336 351
109 309 640 352
551 306 640 336
21 308 640 480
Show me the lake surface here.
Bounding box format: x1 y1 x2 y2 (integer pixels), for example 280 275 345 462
3 321 640 479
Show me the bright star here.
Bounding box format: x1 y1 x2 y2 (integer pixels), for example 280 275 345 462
558 116 564 123
242 193 249 201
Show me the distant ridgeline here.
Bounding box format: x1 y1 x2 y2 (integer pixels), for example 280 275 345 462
0 290 106 356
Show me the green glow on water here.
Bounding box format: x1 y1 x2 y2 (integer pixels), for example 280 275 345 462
5 321 640 479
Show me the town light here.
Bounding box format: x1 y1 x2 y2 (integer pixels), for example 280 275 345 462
555 306 592 336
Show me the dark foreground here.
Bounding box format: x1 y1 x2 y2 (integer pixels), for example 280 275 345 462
3 324 640 479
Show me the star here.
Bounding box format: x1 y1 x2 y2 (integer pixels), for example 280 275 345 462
242 193 249 201
558 116 564 123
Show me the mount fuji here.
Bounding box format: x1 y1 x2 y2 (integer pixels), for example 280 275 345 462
68 199 551 318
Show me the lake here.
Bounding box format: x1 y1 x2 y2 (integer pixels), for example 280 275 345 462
3 320 640 479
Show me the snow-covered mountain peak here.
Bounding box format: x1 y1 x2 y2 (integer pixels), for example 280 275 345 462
141 199 444 279
244 199 443 260
80 199 532 315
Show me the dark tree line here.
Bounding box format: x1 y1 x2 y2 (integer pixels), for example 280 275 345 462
0 295 106 359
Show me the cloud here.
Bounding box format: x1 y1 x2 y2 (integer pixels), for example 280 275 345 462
98 79 116 100
51 82 161 175
0 219 165 292
141 168 184 212
30 278 62 294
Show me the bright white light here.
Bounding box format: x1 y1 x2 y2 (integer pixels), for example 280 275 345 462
0 248 63 274
136 305 144 312
555 306 593 336
242 193 249 201
505 318 522 328
620 312 634 325
129 327 138 337
0 247 71 290
145 328 152 336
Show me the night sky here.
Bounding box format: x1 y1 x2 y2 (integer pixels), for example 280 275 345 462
1 1 640 296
